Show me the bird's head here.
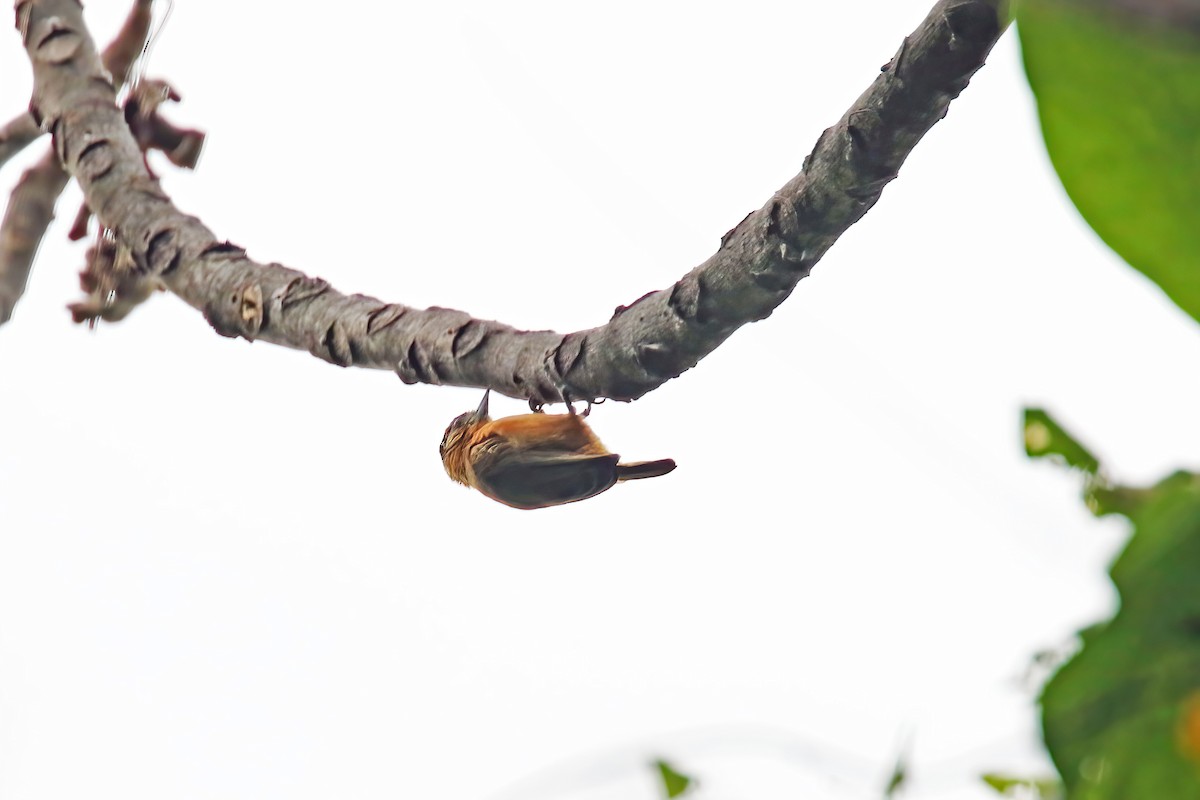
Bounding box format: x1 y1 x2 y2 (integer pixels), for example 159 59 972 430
439 390 491 483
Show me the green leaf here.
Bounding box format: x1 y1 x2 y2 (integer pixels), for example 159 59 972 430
982 772 1063 798
1016 1 1200 322
1023 408 1101 474
1040 470 1200 799
1021 408 1148 518
652 759 695 798
883 739 912 799
883 754 907 799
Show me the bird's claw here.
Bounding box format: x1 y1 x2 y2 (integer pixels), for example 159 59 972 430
561 391 593 417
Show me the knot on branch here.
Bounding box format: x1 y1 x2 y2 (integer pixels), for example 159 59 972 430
30 16 82 64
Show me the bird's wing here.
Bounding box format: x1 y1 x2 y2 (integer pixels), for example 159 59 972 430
482 413 606 455
472 443 621 510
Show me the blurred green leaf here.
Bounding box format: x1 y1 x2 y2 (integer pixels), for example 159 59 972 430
1023 408 1101 474
1016 1 1200 322
982 772 1063 798
883 753 907 796
1021 408 1151 518
1040 469 1200 798
883 738 911 798
653 759 695 798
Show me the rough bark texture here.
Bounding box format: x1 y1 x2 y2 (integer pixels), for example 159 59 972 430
0 0 149 170
0 148 66 322
15 0 1008 405
0 0 153 324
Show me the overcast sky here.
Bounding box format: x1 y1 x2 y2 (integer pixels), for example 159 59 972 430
2 2 1198 799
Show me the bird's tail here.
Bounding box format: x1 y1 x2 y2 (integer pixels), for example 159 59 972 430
615 459 677 481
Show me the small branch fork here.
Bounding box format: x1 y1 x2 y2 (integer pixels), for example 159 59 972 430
10 0 1007 406
0 0 166 323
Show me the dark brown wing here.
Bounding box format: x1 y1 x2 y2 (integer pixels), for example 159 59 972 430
472 443 621 510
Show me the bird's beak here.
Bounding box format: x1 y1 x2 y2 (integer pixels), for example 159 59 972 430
472 389 490 421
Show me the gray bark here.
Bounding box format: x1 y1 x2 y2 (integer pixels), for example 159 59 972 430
14 0 1008 405
0 0 153 324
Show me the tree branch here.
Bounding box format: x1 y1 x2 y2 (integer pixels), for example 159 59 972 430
0 0 153 324
15 0 1008 404
0 148 66 323
0 111 40 172
0 0 150 171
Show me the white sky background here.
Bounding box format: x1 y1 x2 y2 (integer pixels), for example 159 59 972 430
1 1 1198 798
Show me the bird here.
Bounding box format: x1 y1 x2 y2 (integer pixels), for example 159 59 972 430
439 390 676 510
